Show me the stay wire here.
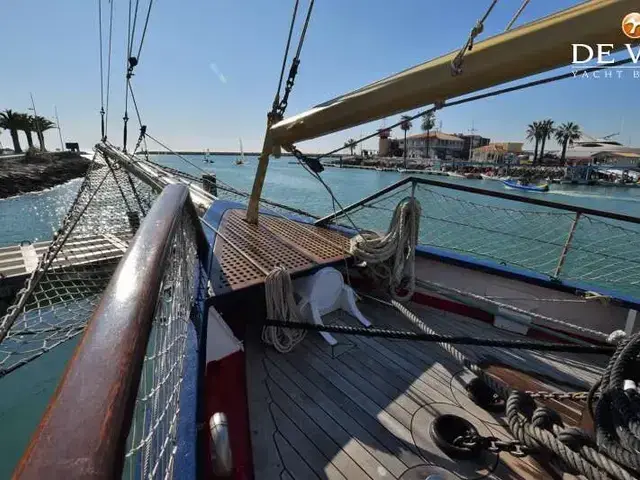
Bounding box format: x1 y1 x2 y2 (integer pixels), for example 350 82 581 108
294 0 314 59
128 82 144 128
98 0 104 112
274 0 300 108
129 0 141 58
505 0 531 31
136 0 155 61
104 0 114 139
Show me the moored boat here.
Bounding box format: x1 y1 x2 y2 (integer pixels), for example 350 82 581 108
502 179 549 192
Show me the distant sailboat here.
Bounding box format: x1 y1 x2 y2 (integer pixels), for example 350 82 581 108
204 148 213 163
236 139 245 165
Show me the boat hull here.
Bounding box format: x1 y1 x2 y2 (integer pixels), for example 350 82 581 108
502 180 549 192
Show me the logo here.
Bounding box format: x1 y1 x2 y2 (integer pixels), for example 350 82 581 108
569 13 640 79
622 12 640 39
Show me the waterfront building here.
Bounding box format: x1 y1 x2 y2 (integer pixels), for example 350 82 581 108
455 134 491 160
471 142 523 164
398 131 464 159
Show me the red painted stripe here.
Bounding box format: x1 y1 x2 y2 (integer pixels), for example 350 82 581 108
411 289 607 346
412 290 494 323
203 351 254 480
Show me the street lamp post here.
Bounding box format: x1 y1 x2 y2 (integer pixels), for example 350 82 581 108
54 106 64 151
29 93 43 151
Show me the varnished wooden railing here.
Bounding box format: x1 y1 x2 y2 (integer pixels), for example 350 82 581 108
13 184 210 479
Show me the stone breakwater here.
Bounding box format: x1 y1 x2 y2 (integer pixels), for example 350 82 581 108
0 152 93 199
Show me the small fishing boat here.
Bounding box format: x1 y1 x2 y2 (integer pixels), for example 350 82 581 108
502 179 549 192
375 166 383 171
397 167 406 173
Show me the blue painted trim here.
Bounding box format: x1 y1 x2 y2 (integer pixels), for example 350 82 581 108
174 319 199 480
175 257 209 479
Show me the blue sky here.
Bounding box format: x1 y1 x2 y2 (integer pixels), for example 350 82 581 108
1 0 638 153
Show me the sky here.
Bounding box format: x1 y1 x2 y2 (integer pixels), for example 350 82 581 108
1 0 639 154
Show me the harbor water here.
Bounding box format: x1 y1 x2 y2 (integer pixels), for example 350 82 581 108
1 154 640 475
3 155 640 248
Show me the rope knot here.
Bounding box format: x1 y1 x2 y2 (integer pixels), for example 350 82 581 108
531 406 563 431
607 329 626 345
557 427 593 451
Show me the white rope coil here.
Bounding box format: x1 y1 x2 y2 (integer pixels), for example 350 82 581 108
262 266 308 353
349 196 421 302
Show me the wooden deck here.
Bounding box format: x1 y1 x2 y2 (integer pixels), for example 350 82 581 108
246 299 607 479
210 209 350 294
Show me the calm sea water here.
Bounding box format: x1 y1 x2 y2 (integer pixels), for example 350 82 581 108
1 154 640 475
3 155 640 247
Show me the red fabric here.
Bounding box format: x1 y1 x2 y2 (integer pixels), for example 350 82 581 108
203 351 254 480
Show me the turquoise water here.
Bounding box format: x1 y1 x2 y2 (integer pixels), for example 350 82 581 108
3 155 640 246
1 154 640 475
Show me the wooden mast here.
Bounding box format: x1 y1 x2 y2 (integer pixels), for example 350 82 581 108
246 0 635 223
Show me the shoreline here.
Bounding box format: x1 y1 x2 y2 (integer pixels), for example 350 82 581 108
0 152 92 199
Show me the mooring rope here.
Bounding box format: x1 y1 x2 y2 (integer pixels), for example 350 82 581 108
349 196 420 301
262 267 308 353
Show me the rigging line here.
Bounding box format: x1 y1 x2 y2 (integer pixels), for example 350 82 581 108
128 82 144 128
274 0 300 109
294 0 314 59
451 0 499 75
98 0 104 111
505 0 531 31
144 133 210 175
292 154 361 233
309 57 635 163
136 0 155 61
127 0 133 61
129 0 142 58
104 0 114 138
277 0 315 116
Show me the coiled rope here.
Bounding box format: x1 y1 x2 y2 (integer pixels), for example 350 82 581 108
349 196 421 301
591 331 640 476
261 266 308 353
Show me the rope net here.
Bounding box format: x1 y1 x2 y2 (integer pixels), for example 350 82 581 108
0 150 157 377
124 206 201 480
327 182 640 298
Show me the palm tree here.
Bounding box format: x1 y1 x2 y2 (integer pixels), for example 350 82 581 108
420 112 436 158
400 115 412 168
16 113 35 150
344 138 357 156
34 116 56 151
554 122 581 163
525 122 541 164
0 109 23 153
538 119 555 162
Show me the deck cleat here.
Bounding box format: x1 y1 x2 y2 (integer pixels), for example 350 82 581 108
412 403 499 479
465 377 505 412
430 414 484 459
